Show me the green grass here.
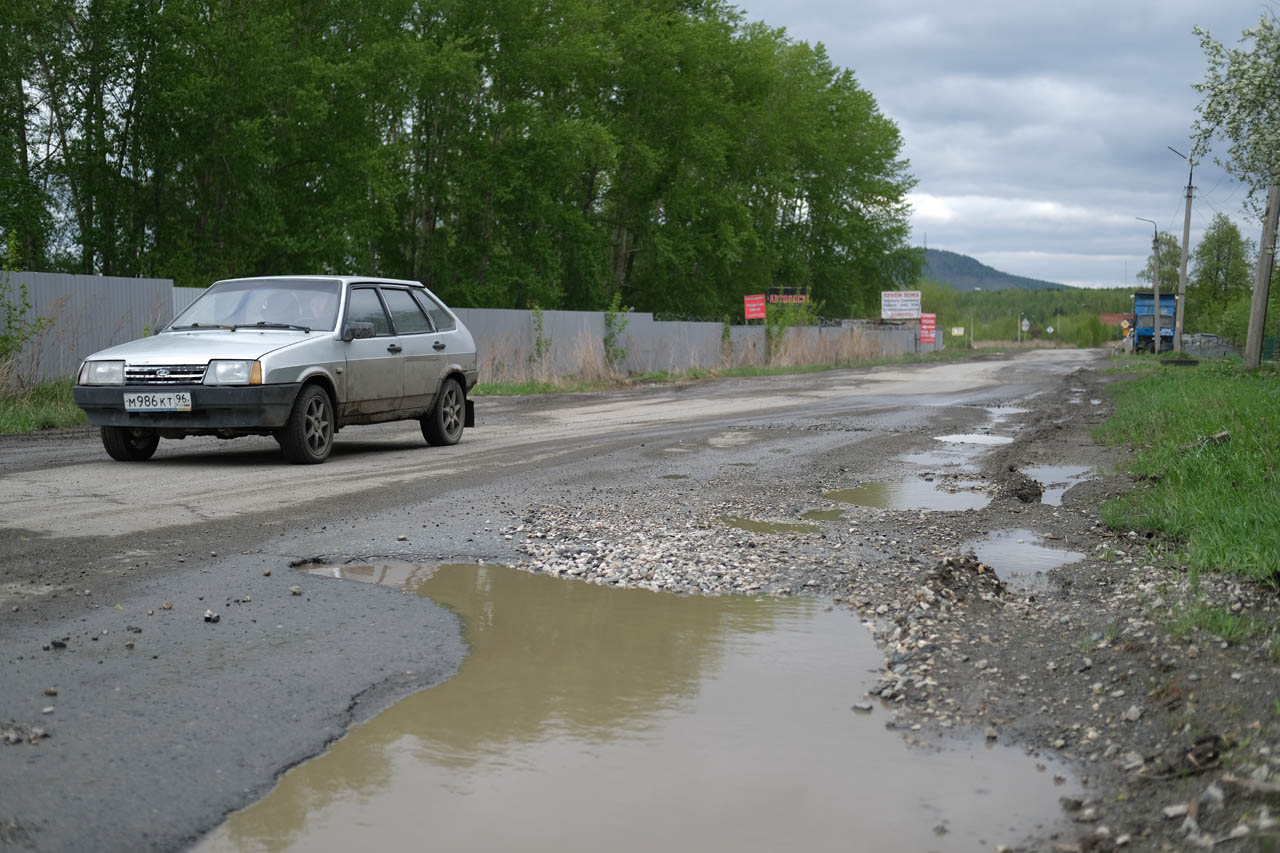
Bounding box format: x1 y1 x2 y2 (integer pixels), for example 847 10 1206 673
0 377 87 434
1094 358 1280 584
1170 601 1267 645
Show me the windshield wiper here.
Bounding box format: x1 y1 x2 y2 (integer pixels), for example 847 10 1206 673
169 323 238 331
252 322 313 332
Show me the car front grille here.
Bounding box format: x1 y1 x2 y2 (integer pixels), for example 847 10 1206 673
125 364 207 385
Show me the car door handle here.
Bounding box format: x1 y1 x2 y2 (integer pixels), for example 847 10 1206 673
433 341 446 351
387 343 402 353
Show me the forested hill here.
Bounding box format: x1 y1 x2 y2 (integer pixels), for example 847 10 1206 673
923 249 1068 291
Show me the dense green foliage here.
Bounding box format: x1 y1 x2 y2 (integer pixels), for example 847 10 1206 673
0 0 918 317
1193 14 1280 213
1095 359 1280 584
1136 231 1182 295
1185 213 1255 334
921 282 1130 347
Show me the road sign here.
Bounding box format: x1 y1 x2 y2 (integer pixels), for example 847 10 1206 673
881 291 921 319
1121 319 1130 330
1046 326 1054 334
951 327 965 337
920 313 936 344
1020 318 1030 332
744 294 766 320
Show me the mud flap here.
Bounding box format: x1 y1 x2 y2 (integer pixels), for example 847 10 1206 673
465 399 475 428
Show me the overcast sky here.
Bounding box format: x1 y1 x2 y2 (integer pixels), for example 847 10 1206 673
731 0 1274 288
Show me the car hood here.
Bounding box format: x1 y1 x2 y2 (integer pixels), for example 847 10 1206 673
83 329 317 364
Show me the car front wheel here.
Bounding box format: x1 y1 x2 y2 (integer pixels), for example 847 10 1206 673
101 427 159 461
278 385 334 464
421 377 464 446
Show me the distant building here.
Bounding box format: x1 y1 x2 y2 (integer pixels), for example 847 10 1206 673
1099 313 1129 327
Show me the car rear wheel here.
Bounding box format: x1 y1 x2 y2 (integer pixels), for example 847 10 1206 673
278 385 334 464
421 377 464 446
101 427 160 461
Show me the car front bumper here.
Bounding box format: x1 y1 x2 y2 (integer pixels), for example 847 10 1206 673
73 384 301 430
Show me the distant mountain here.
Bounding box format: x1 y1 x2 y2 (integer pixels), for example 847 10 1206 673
922 248 1068 291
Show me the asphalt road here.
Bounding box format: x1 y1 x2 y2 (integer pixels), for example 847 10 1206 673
0 349 1101 851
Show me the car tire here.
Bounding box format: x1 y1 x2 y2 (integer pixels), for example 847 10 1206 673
278 385 334 464
421 377 464 446
101 426 160 461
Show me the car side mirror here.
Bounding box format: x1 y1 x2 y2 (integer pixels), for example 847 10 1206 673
342 322 375 342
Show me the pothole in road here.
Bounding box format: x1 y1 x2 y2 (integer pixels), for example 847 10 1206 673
0 582 60 604
719 516 822 535
708 430 756 449
934 433 1015 446
825 477 991 512
1022 465 1093 506
985 406 1029 422
961 528 1085 591
197 562 1078 853
801 509 845 522
901 445 984 472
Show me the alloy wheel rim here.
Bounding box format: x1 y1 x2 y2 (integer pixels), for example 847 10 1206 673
442 388 461 436
305 397 331 453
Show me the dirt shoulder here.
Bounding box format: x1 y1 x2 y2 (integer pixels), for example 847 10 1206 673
508 362 1280 851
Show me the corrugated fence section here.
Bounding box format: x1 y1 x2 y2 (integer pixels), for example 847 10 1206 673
7 272 937 382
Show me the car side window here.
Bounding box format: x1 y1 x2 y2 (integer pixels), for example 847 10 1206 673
413 290 456 332
381 288 433 335
347 288 392 336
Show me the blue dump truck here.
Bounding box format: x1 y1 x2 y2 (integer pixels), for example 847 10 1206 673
1130 291 1177 353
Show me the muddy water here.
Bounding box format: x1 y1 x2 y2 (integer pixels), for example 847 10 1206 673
826 478 991 511
801 508 845 522
1023 465 1092 506
963 528 1086 590
901 447 984 471
934 433 1014 446
197 564 1076 853
720 516 821 535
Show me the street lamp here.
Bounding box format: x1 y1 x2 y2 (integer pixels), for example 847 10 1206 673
1136 217 1161 353
1168 146 1194 352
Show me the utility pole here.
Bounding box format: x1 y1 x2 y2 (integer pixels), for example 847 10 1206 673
1244 183 1280 369
1169 147 1193 352
1137 218 1161 352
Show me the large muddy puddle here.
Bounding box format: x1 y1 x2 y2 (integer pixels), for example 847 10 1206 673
197 563 1076 852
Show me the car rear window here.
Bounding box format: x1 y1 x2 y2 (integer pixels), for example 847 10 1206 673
413 290 456 332
382 288 433 334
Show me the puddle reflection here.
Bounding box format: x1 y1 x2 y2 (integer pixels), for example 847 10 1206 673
198 564 1076 853
1023 465 1092 506
963 529 1085 590
826 478 991 512
934 433 1014 446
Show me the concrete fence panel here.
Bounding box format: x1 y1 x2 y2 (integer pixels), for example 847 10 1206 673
8 272 941 384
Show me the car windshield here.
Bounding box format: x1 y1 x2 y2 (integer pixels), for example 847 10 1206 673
169 279 342 331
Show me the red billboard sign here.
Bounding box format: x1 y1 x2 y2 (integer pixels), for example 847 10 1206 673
920 313 937 344
744 294 766 320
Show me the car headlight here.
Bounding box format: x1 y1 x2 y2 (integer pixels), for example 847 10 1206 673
79 360 125 385
204 360 262 385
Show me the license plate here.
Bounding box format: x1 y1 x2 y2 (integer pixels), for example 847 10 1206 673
124 391 192 412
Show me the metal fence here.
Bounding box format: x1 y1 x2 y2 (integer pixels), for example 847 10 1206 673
6 272 938 383
4 272 180 381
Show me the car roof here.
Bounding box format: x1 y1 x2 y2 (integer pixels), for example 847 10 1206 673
212 275 426 288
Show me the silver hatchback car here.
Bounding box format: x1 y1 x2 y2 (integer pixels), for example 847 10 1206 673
73 276 478 464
